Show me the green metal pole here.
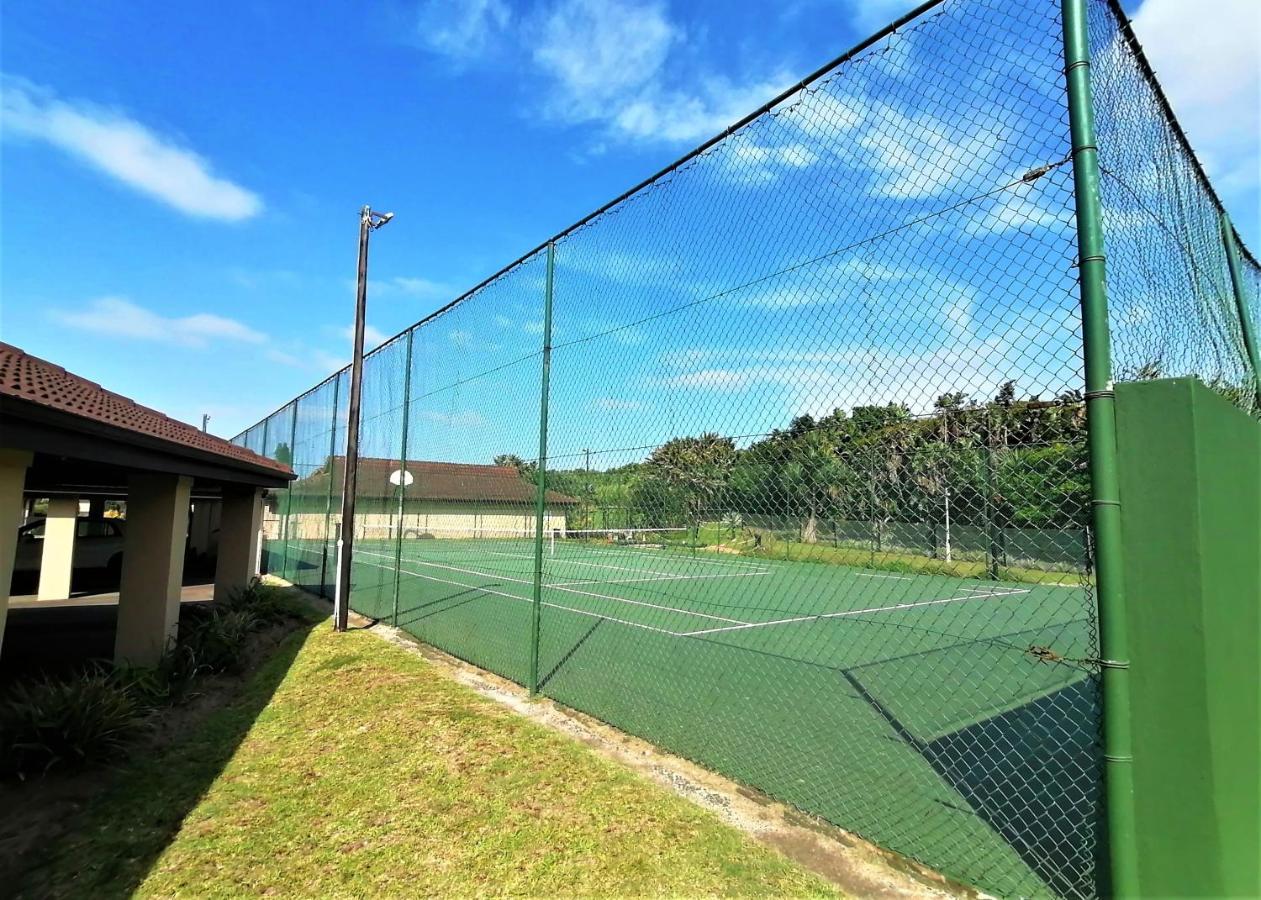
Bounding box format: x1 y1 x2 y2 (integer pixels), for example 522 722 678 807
392 329 415 627
985 441 1000 581
320 376 342 600
528 242 556 696
1220 213 1261 406
260 416 270 575
1062 1 1138 895
281 402 299 581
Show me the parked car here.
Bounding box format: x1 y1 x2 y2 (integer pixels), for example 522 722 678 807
12 517 126 580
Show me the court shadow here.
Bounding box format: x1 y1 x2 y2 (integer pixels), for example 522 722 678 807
538 618 603 691
921 677 1103 899
845 659 1102 898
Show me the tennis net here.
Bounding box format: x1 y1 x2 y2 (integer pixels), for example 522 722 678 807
354 525 689 555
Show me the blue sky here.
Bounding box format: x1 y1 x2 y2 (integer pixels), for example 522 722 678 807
2 0 1258 447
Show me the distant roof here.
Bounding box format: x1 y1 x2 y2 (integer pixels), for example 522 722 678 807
0 342 292 480
299 458 579 506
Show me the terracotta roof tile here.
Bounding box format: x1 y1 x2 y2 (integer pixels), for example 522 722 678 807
0 342 292 477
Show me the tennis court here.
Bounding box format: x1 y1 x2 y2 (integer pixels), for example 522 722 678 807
278 530 1099 897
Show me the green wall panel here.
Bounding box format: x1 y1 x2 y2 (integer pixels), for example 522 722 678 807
1115 377 1260 898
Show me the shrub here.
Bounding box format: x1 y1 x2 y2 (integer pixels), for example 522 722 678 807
0 580 299 777
0 667 146 776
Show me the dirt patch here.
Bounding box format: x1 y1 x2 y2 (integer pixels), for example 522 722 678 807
365 612 980 899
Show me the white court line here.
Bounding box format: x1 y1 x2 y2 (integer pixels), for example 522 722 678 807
856 572 913 580
356 548 751 626
677 589 1032 637
355 556 685 637
553 570 769 588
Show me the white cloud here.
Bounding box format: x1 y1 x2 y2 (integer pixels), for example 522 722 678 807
412 0 791 148
607 73 792 144
1 76 262 221
415 0 510 60
52 297 265 347
338 323 390 348
843 0 921 34
1130 0 1259 195
381 276 455 301
417 409 488 428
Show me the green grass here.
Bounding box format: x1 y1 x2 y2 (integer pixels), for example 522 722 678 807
16 607 837 898
678 522 1085 586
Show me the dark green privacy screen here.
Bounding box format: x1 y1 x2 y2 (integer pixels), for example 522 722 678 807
233 0 1259 895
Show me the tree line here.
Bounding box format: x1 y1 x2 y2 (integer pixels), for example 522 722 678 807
499 381 1090 542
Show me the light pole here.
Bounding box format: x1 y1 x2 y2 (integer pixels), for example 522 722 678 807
334 204 394 632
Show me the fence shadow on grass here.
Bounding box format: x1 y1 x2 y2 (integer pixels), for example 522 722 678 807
10 597 323 900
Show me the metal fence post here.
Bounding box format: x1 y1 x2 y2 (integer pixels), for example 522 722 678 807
1220 212 1261 407
392 329 415 626
281 401 299 581
320 375 342 600
529 242 556 696
1063 0 1139 894
259 416 270 574
984 442 1000 580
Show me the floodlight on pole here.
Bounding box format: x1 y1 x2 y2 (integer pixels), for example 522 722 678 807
334 204 394 632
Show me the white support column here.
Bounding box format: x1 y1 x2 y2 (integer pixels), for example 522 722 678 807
215 486 263 603
115 473 192 667
0 450 34 660
37 495 79 601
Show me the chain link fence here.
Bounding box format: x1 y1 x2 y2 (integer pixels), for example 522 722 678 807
233 0 1258 895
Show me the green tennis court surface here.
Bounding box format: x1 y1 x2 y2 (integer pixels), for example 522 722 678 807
278 535 1100 897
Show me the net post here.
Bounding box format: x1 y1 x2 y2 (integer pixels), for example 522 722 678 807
392 328 415 627
528 241 556 697
1062 0 1138 895
1220 212 1261 408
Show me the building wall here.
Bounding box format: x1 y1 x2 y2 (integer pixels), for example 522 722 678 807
268 501 569 541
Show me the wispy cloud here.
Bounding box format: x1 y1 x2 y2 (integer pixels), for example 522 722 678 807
52 297 265 347
417 409 488 428
841 0 921 34
337 323 390 348
266 346 347 375
533 0 791 145
1 75 262 221
376 275 456 301
414 0 510 61
1129 0 1259 197
411 0 790 148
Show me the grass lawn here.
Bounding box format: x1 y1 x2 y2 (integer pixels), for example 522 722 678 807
15 606 838 898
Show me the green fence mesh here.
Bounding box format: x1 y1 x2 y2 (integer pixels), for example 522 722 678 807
233 0 1258 895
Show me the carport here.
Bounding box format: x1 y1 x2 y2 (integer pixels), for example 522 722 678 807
0 343 293 666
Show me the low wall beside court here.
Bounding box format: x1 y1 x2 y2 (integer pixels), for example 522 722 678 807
1116 377 1260 898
